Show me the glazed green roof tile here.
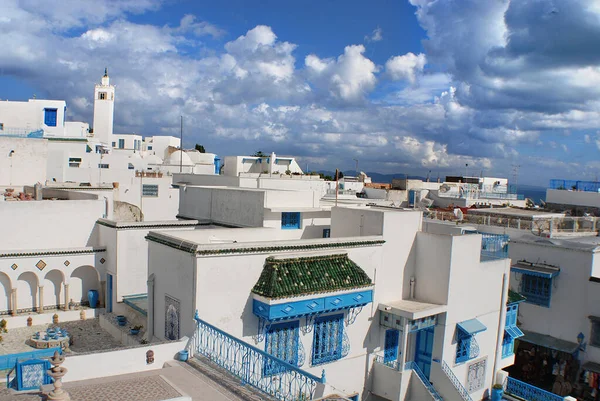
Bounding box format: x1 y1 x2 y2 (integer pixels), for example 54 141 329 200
252 253 373 299
508 289 526 304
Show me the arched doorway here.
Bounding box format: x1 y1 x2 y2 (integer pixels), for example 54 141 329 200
70 266 100 306
0 272 11 314
43 270 64 310
17 272 38 313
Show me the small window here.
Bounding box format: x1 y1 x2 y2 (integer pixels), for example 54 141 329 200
118 139 125 149
44 108 57 127
323 228 331 238
128 163 134 170
0 123 4 130
521 275 552 307
99 92 106 100
112 142 116 147
148 146 153 150
142 184 159 197
312 314 344 365
264 321 300 375
98 164 109 169
590 318 600 347
281 212 301 229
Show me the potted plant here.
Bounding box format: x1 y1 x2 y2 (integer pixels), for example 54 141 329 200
130 325 143 335
116 315 127 326
491 383 504 401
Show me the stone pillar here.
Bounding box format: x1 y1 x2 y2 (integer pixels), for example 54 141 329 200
399 317 410 371
63 284 69 311
99 280 106 308
10 288 17 316
38 286 44 314
146 274 155 341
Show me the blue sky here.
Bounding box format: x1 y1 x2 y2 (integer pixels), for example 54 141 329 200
2 0 600 185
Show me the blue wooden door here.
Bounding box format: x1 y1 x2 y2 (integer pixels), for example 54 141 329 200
415 327 435 379
106 274 113 313
384 329 400 363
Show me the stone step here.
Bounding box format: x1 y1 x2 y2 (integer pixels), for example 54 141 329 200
186 355 276 401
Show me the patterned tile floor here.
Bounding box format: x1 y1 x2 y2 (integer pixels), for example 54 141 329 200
0 318 122 356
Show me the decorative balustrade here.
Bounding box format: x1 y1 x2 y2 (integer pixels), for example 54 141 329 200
440 360 473 401
374 354 400 371
505 377 563 401
405 361 444 401
193 313 325 401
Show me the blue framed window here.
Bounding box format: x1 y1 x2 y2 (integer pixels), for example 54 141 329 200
112 142 116 147
323 228 331 238
502 304 523 358
456 334 473 363
521 275 552 307
281 212 301 229
264 320 300 375
44 108 57 127
142 184 159 197
148 145 153 150
312 314 344 365
118 139 125 149
455 319 485 364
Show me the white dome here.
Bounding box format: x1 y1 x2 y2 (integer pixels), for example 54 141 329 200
167 150 193 166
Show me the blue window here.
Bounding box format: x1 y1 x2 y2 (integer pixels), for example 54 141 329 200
98 164 109 169
112 142 116 147
521 275 552 307
455 319 486 364
281 212 301 229
264 320 299 375
118 139 125 149
142 184 159 197
44 108 57 127
502 304 524 358
148 146 153 150
323 228 331 238
312 314 344 365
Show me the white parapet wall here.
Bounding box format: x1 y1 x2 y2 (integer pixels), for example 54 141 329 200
0 308 102 329
61 336 188 383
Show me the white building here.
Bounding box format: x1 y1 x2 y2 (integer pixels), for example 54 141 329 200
146 206 514 401
93 68 115 145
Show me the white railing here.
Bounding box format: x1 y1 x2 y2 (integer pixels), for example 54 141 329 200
439 360 473 401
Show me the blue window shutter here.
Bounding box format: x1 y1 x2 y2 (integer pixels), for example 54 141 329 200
281 212 301 229
44 108 57 127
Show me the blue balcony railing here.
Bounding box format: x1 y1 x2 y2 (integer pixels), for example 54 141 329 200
505 377 563 401
550 179 600 193
0 348 62 371
192 312 324 401
374 354 400 371
405 361 444 401
480 233 509 261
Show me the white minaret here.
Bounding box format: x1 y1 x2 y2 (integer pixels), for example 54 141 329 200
92 68 115 145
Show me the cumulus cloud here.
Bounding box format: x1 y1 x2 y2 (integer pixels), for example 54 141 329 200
385 52 427 83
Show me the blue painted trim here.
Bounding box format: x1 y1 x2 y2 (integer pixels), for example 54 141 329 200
511 267 560 278
0 348 62 370
44 108 57 127
253 289 373 321
312 313 344 366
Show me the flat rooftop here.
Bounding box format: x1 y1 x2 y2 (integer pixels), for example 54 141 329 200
467 207 565 219
378 299 447 320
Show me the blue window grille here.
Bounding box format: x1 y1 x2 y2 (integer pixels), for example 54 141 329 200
521 274 552 307
264 320 300 375
44 108 57 127
322 228 331 238
455 333 473 363
480 233 509 260
118 139 125 149
142 184 159 197
312 314 344 365
281 212 301 229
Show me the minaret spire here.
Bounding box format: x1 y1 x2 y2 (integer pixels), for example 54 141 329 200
104 67 108 77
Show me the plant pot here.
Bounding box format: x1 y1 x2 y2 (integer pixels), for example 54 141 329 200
116 315 127 326
178 350 189 362
491 387 503 401
88 290 99 308
130 329 140 336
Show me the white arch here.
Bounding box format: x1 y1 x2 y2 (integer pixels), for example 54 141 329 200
0 272 11 314
17 272 38 312
43 270 64 310
70 265 100 306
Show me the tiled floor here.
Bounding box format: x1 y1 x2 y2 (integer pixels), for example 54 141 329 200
0 318 122 356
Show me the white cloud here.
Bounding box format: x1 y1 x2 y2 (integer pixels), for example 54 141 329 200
385 52 427 83
365 27 383 42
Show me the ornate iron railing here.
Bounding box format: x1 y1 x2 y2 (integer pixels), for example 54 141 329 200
440 360 473 401
193 313 325 401
405 361 444 401
505 377 563 401
374 354 400 371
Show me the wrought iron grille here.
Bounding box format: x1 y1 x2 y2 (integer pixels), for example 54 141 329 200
520 275 552 307
312 314 344 365
456 335 479 364
374 354 400 371
505 377 563 401
193 314 324 401
265 321 301 375
440 360 474 401
405 361 444 401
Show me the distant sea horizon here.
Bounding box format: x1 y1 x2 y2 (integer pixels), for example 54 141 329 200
517 185 546 203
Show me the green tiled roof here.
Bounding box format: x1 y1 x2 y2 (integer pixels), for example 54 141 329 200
508 289 526 304
252 253 373 299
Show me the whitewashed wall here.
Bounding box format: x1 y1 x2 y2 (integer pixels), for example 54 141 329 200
0 137 48 187
0 99 67 137
546 189 600 208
